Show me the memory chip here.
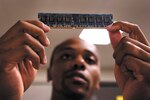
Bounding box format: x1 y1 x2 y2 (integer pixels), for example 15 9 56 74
38 13 113 28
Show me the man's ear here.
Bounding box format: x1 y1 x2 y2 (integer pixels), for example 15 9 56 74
47 67 52 82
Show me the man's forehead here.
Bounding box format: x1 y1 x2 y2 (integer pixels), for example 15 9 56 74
54 38 99 55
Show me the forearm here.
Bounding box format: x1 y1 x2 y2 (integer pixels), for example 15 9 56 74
0 68 23 100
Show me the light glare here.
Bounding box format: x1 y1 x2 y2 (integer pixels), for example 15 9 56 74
79 29 110 45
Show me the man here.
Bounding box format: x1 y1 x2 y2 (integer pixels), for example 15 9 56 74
0 20 149 100
47 37 101 100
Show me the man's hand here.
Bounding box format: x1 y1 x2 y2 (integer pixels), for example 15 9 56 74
107 21 150 100
0 20 50 100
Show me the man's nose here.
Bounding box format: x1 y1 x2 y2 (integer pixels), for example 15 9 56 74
72 55 86 70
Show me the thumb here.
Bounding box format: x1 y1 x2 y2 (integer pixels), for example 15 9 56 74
106 25 122 49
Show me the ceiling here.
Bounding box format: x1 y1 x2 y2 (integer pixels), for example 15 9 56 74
0 0 150 71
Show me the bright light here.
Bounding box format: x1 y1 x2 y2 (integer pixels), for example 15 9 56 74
79 29 110 45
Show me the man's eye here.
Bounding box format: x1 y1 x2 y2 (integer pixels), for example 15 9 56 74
85 56 96 64
61 54 73 60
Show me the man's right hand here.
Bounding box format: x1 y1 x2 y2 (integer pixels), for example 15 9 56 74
0 20 50 100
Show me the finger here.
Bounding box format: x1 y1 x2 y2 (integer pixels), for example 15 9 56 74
121 55 150 82
106 25 123 49
108 21 149 46
22 45 41 69
114 64 129 91
26 20 50 32
17 45 40 69
18 59 37 78
23 59 37 75
114 37 150 65
1 33 47 64
18 59 37 91
107 21 133 33
20 21 50 46
22 33 47 64
0 45 40 70
2 20 50 46
116 54 150 90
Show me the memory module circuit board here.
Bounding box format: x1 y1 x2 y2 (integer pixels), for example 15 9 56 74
38 13 113 29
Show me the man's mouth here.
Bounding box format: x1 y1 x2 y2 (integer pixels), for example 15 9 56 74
65 71 89 88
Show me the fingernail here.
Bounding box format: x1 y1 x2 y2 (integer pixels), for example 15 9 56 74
46 37 50 46
43 56 47 64
106 24 112 30
43 23 50 31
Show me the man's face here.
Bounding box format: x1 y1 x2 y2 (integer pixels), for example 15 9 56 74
49 38 101 98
